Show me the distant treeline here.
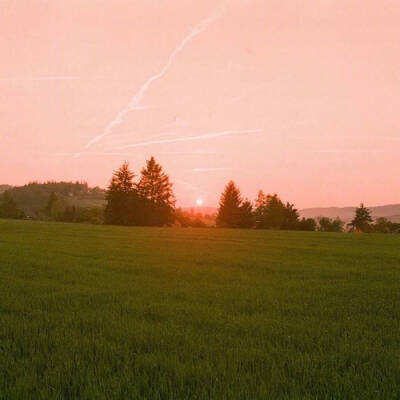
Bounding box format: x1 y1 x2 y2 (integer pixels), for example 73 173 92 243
215 181 400 233
1 158 399 233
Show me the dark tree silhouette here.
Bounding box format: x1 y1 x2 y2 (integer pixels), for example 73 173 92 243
255 192 299 229
238 199 255 228
348 203 373 232
105 162 137 225
137 157 175 226
216 181 242 228
282 202 300 230
137 157 174 205
110 162 135 193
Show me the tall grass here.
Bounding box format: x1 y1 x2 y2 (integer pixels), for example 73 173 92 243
1 219 399 399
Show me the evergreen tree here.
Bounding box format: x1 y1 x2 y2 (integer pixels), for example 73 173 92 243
255 192 284 229
282 202 300 230
137 157 175 226
348 203 373 232
110 162 135 193
0 192 24 219
238 199 254 228
255 192 299 230
105 162 137 225
137 157 174 205
216 181 242 228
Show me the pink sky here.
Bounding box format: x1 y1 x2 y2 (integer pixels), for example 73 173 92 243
1 0 399 208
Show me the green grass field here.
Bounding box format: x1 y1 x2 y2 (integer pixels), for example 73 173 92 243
1 219 399 399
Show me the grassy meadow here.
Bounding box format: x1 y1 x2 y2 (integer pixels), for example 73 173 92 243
1 219 399 399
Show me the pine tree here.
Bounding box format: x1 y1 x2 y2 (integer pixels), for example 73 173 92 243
105 162 137 225
137 157 175 226
348 203 373 232
110 162 135 193
255 192 299 229
137 157 174 205
282 202 300 230
255 193 284 229
216 181 242 228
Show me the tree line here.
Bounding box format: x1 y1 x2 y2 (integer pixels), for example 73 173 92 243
1 158 399 233
215 180 400 233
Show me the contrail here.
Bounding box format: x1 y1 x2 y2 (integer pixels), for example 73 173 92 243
118 128 262 149
85 2 227 149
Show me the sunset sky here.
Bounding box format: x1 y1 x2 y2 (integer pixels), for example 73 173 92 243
1 0 399 208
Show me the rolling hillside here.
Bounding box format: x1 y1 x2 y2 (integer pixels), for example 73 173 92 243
1 182 106 218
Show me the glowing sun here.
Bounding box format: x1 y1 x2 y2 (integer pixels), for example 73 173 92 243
195 198 204 206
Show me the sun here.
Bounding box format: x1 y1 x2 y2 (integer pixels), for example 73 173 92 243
195 198 204 206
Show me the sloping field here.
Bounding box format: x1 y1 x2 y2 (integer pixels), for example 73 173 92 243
1 220 399 399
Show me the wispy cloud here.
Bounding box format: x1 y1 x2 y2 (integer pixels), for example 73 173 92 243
85 1 228 149
118 128 262 149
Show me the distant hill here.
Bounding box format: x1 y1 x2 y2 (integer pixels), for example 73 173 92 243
0 185 13 193
3 182 106 218
300 204 400 223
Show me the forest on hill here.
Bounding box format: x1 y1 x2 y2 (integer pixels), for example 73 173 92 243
1 182 106 223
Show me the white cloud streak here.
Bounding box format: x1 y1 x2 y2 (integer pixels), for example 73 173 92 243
118 128 262 149
85 1 227 149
